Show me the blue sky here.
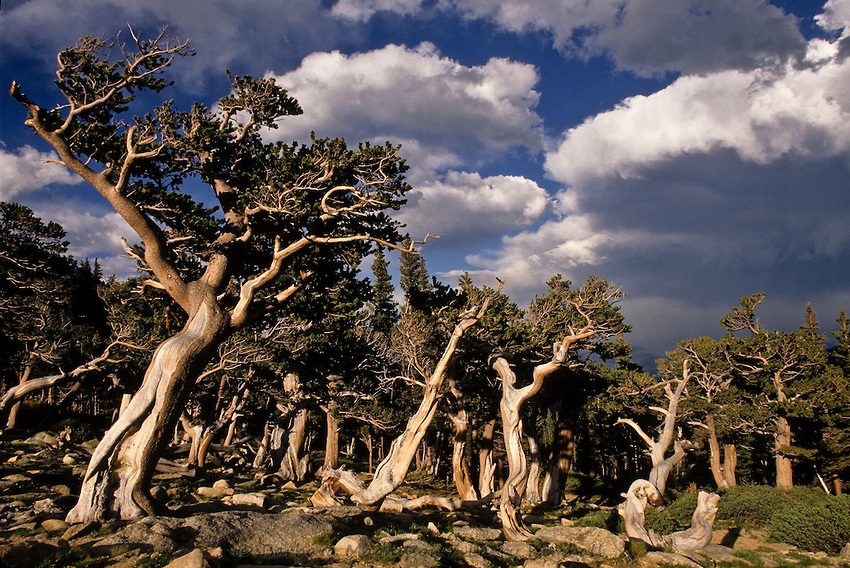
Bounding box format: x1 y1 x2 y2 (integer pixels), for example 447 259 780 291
1 0 849 367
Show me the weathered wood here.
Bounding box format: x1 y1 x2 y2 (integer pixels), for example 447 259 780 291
668 491 721 553
447 377 478 501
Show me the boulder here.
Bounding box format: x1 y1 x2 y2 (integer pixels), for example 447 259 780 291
840 542 850 560
334 534 372 558
41 518 70 533
523 554 568 568
165 549 209 568
229 492 267 508
533 526 625 560
454 526 503 542
96 510 333 561
501 541 537 560
637 551 702 567
0 539 59 568
400 552 441 568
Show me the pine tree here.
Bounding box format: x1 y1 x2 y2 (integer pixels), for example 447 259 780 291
399 236 430 307
370 245 398 335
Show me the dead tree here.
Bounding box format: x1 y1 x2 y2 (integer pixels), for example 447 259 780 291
616 360 691 495
11 29 414 522
619 479 720 553
446 377 478 501
312 291 497 508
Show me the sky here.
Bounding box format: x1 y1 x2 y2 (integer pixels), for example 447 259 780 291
1 0 849 368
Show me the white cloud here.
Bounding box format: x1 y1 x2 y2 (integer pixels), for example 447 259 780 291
265 43 543 179
0 0 339 84
33 206 137 276
816 0 850 36
545 54 850 189
332 0 424 21
460 215 612 301
0 145 82 201
331 0 805 75
395 171 549 241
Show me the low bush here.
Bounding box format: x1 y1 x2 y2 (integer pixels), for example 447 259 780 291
716 485 822 527
767 494 850 554
573 508 624 533
644 491 698 534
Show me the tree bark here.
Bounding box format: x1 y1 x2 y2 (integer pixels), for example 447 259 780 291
492 338 576 541
723 444 737 487
323 403 340 471
67 295 228 523
6 360 33 429
524 431 542 504
774 416 794 489
478 419 497 498
348 300 492 507
447 378 478 501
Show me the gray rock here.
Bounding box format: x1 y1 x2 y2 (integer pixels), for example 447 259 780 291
165 549 209 568
454 526 503 541
400 552 441 568
0 539 60 568
637 551 702 567
97 510 333 560
524 554 568 568
464 552 493 568
61 521 100 541
229 492 267 508
41 518 70 533
534 526 625 559
501 540 537 560
701 544 736 562
334 534 371 558
453 539 482 554
402 539 441 553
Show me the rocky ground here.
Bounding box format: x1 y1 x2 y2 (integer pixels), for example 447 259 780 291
1 433 849 568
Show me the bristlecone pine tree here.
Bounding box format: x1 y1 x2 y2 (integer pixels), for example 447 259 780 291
10 29 412 522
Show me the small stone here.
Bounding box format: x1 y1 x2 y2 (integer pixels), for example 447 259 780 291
501 541 537 560
61 521 100 541
212 479 232 490
41 519 70 533
454 540 481 554
363 516 374 526
6 455 18 463
524 554 567 568
81 439 100 450
334 534 372 558
2 474 29 483
400 552 440 568
207 547 223 559
560 518 574 526
50 484 71 496
464 552 493 568
454 526 502 541
165 549 209 568
637 552 702 568
283 481 298 489
33 498 61 516
230 492 267 508
8 501 25 508
62 455 76 465
427 521 440 534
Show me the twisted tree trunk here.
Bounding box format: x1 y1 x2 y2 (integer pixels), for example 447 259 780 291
478 419 497 498
67 295 228 523
447 377 478 501
524 430 542 504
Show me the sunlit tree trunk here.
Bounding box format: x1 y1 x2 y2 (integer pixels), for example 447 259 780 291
447 378 477 501
68 295 228 522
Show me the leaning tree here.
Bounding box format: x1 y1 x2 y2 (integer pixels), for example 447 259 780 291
11 29 412 522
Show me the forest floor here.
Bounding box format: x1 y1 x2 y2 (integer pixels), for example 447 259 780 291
0 431 848 568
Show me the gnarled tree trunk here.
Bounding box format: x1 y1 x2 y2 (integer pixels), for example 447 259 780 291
774 416 794 489
343 299 493 507
706 414 737 489
524 430 542 504
491 337 579 541
447 377 478 501
478 419 497 498
67 295 228 523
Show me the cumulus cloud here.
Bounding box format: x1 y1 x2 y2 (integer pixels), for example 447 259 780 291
395 171 549 242
545 53 850 188
0 0 341 85
264 43 543 179
34 206 137 277
332 0 424 21
331 0 806 75
0 145 82 200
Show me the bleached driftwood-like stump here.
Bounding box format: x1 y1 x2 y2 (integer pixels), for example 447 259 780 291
619 479 720 553
616 360 692 495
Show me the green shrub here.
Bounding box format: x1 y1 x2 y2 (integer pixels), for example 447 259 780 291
573 508 624 533
644 491 698 534
717 485 823 527
767 494 850 554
